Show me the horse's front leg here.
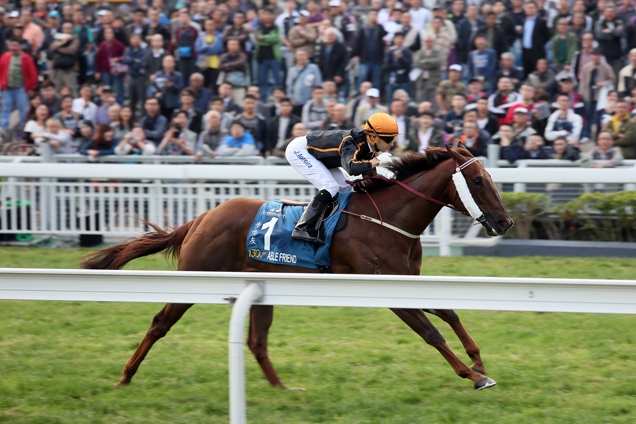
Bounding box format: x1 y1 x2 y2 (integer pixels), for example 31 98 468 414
424 309 485 375
391 308 496 390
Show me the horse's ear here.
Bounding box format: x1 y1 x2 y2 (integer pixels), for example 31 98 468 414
446 143 467 165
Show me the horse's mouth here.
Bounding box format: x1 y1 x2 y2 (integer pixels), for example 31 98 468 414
482 216 513 237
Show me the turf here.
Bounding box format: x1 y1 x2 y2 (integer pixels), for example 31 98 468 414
0 247 635 423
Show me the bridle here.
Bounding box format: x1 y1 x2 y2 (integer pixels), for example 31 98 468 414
338 157 486 239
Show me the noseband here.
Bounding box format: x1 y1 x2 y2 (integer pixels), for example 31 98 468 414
339 157 486 239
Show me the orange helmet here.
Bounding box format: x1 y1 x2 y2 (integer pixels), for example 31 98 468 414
364 112 402 142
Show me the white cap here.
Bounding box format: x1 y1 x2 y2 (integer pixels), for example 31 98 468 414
9 10 19 18
449 64 462 72
97 10 108 16
366 88 380 98
328 0 342 7
514 107 529 114
299 10 310 17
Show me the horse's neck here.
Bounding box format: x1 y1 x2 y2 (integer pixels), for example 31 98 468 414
356 160 455 237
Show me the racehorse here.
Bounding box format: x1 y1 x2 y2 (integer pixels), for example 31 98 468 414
81 145 513 391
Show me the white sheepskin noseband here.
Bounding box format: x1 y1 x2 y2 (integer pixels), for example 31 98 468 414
451 158 485 222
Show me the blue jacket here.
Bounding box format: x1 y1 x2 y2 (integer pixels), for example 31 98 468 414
467 49 497 89
151 70 184 109
286 63 323 105
139 114 168 144
222 131 255 149
79 138 118 156
194 31 224 67
193 86 213 111
122 47 148 78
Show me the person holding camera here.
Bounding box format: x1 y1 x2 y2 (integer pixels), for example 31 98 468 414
115 126 157 156
157 110 197 155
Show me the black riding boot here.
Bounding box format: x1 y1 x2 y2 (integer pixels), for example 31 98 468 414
291 190 332 245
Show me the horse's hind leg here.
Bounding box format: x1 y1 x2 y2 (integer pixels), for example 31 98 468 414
115 303 193 387
424 309 485 374
391 308 496 390
247 305 286 388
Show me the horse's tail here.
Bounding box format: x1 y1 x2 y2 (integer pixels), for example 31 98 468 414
80 219 195 270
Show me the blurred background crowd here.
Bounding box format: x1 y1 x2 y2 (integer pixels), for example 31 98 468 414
0 0 634 167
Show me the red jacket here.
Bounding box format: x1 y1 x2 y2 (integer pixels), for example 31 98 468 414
95 40 125 73
0 52 38 91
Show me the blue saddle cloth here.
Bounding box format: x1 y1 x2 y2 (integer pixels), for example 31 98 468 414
246 192 354 269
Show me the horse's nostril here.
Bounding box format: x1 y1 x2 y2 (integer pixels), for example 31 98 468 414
498 220 511 230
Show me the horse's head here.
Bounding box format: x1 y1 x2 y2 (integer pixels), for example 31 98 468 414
445 144 513 236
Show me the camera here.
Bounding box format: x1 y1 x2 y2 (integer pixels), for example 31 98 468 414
169 122 180 139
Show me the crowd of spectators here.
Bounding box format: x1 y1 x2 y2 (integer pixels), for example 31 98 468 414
0 0 635 167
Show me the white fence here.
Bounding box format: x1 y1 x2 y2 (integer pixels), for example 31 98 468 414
1 163 635 252
1 268 636 424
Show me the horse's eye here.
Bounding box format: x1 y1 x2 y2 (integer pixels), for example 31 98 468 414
474 177 482 186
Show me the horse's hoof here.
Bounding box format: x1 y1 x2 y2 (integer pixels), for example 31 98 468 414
287 387 306 391
471 367 486 375
113 381 129 388
474 376 497 390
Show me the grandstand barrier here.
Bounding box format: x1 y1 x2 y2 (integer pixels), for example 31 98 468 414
1 163 635 251
1 268 635 424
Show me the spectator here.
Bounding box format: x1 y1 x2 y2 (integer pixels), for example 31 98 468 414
425 16 453 64
95 10 128 47
218 39 248 99
353 9 387 93
460 109 494 144
467 36 498 93
122 33 148 114
571 32 595 85
346 81 372 121
553 76 585 116
194 110 228 162
143 8 171 48
125 8 147 42
436 64 467 115
388 99 409 149
494 53 524 91
302 86 329 131
20 10 43 54
521 1 550 79
73 121 95 155
413 34 445 106
271 122 308 158
0 38 37 134
511 107 537 143
114 126 157 156
443 93 466 134
323 80 343 104
551 18 577 71
525 58 557 95
456 5 483 66
79 124 117 160
393 89 419 118
601 100 636 159
218 81 243 115
32 117 74 154
475 12 508 62
400 12 421 52
139 97 168 145
317 28 348 91
286 49 322 106
329 0 357 51
158 110 197 155
41 79 62 115
382 32 411 102
151 55 184 119
409 0 432 32
354 88 388 128
475 97 500 137
505 84 536 124
24 94 44 128
143 34 168 95
9 23 32 55
320 103 352 131
54 95 83 137
580 48 616 139
598 90 619 127
72 86 97 125
195 18 223 90
402 111 444 154
452 120 489 157
217 121 256 156
24 104 50 145
550 0 572 34
570 1 593 32
582 131 624 167
288 10 317 57
95 27 126 106
492 1 516 49
545 93 584 145
189 73 213 112
595 5 625 77
111 106 135 141
569 13 589 40
254 7 282 102
618 49 636 99
207 97 234 131
179 88 204 135
466 78 488 105
500 130 548 163
222 10 249 50
549 136 580 160
488 76 522 124
268 97 301 154
233 94 268 153
174 11 199 83
49 22 79 96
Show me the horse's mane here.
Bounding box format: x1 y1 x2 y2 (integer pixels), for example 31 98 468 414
353 147 472 192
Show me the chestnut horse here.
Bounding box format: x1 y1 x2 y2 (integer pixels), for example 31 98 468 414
82 146 513 391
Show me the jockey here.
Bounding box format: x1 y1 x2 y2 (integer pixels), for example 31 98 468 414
285 111 400 245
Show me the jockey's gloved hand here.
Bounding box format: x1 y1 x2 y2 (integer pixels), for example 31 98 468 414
376 152 393 167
